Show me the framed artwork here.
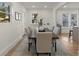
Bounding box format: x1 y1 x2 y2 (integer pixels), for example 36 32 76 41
0 2 10 23
71 14 77 26
62 13 68 27
15 12 19 20
18 13 22 20
15 12 22 21
32 13 38 23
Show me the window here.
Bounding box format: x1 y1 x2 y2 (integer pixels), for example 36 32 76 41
71 14 77 26
62 13 68 27
62 13 77 27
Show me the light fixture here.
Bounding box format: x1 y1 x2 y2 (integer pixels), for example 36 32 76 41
63 5 67 8
32 5 36 8
44 5 47 8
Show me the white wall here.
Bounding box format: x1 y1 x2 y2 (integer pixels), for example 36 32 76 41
25 8 55 30
0 2 27 55
56 9 78 33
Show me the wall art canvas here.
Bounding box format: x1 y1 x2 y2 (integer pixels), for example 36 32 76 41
0 2 10 23
32 13 38 23
62 13 68 27
15 12 22 21
71 14 77 26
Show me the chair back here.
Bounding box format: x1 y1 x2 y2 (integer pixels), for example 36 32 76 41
36 32 52 53
53 26 59 35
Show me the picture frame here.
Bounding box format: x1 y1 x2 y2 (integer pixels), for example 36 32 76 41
0 2 10 23
15 12 22 21
32 13 38 23
18 13 22 20
15 12 19 20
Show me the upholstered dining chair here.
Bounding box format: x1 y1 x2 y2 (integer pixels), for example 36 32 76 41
36 32 52 56
24 27 32 51
52 26 60 52
27 25 37 51
72 26 79 42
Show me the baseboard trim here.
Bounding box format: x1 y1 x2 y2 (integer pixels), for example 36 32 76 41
0 34 23 56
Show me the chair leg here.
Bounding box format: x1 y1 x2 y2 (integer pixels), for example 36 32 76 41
55 41 57 52
53 40 57 52
28 43 32 51
35 39 36 51
69 34 71 38
28 43 30 51
36 53 39 56
69 30 72 38
49 53 51 56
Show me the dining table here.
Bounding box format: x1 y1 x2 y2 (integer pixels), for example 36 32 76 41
29 30 58 53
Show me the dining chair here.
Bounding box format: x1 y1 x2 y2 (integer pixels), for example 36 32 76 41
52 26 60 52
24 27 33 51
28 25 37 51
72 26 79 42
69 30 73 38
36 32 52 56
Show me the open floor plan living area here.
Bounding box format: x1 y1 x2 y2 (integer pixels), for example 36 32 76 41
0 2 79 56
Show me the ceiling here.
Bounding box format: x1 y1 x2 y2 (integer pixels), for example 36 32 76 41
20 2 61 9
61 2 79 9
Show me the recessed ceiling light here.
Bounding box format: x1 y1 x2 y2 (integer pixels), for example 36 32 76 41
63 5 67 8
44 5 47 8
32 5 36 8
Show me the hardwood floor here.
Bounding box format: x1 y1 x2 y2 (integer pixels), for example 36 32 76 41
60 33 79 56
6 33 79 56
